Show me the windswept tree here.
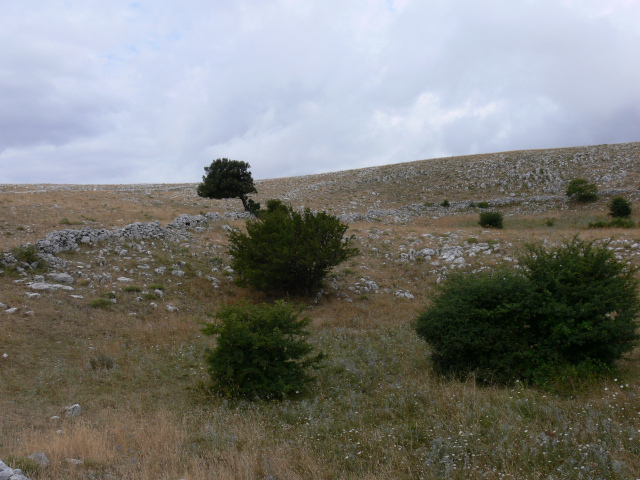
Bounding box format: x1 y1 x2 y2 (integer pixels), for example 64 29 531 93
197 158 257 212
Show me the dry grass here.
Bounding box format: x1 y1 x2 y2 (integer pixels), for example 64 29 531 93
2 142 640 478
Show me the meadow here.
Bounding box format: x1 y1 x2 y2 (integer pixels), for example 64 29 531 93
2 142 640 479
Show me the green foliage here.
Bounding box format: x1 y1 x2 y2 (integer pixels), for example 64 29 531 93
440 199 450 207
415 237 640 385
544 217 557 227
477 201 490 208
4 455 41 477
123 285 142 293
265 198 291 214
196 158 257 212
520 238 640 367
89 353 116 371
89 298 112 309
103 291 117 299
415 268 535 383
608 196 632 218
228 208 358 296
12 244 40 264
478 211 503 229
202 300 323 399
589 218 636 229
566 178 598 202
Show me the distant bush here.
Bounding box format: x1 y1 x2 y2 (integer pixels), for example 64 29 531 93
477 201 490 209
415 237 640 386
441 199 450 207
566 179 598 202
89 298 111 309
123 285 142 293
478 211 503 229
609 197 632 218
202 300 323 399
589 218 636 229
545 217 557 227
228 207 358 296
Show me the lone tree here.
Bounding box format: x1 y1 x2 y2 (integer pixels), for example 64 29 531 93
197 158 257 212
566 178 598 202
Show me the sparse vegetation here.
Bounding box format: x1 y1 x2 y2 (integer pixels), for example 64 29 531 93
123 285 142 293
88 298 112 309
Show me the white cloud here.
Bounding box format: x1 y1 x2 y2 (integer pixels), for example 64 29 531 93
1 0 639 183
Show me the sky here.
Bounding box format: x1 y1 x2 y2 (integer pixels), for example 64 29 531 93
1 0 639 184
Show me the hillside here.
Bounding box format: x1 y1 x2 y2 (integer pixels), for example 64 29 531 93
1 141 640 479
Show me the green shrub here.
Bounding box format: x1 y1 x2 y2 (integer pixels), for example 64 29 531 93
589 218 636 229
415 268 535 383
89 353 116 371
441 199 450 207
477 201 490 208
520 238 640 367
544 217 557 227
103 291 117 299
566 178 598 202
415 237 640 385
478 211 503 229
228 208 358 296
12 244 40 264
202 300 323 399
123 285 142 293
609 197 632 218
89 298 112 309
4 455 41 477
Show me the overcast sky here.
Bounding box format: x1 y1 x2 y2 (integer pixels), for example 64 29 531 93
1 0 639 184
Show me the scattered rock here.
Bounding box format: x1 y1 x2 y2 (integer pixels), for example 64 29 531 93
64 404 82 417
47 272 74 284
27 452 49 469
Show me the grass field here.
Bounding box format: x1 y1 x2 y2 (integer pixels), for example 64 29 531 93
2 142 640 479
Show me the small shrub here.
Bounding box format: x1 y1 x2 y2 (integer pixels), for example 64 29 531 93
609 197 632 218
143 292 158 300
415 237 640 386
12 244 40 264
60 217 71 225
89 298 111 309
441 199 450 207
228 208 358 296
478 211 503 229
103 291 117 299
89 353 116 371
423 201 434 207
16 225 24 231
544 217 557 227
123 285 142 293
610 217 636 228
4 455 41 477
477 201 490 208
589 218 636 229
202 300 323 399
466 237 478 244
566 178 598 202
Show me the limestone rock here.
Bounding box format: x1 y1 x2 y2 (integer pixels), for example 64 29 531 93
27 452 49 469
64 404 82 417
46 272 74 284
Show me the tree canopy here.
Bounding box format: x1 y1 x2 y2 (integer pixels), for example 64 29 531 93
197 158 257 212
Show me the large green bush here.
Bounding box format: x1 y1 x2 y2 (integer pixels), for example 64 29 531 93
415 268 535 383
228 207 358 296
566 178 598 202
415 237 640 385
202 301 323 399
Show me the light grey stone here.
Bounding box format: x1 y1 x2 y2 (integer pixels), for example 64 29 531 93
28 452 49 469
64 403 82 417
47 272 74 284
